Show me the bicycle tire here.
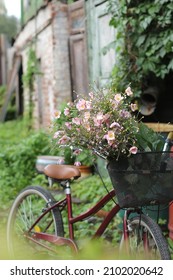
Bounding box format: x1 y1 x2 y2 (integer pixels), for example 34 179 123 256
120 214 171 260
7 185 64 259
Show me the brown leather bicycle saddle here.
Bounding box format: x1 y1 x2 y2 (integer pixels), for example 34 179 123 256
44 164 81 180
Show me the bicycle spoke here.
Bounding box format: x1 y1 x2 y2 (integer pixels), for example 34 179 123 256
7 186 64 259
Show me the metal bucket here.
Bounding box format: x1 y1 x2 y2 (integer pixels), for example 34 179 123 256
36 155 64 173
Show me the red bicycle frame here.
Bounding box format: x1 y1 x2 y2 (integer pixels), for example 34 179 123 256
27 185 126 252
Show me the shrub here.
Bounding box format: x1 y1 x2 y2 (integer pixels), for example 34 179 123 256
0 121 51 209
108 0 173 95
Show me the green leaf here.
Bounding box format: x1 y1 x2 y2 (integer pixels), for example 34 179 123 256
109 0 173 93
140 16 152 30
136 123 164 152
148 6 159 15
136 35 146 47
168 59 173 70
159 47 166 58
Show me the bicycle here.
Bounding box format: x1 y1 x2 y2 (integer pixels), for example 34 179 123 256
7 147 173 260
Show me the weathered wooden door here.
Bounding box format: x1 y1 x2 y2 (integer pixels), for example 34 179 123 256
85 0 116 87
68 0 89 99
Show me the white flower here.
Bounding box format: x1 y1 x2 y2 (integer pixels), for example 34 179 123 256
125 86 133 96
114 94 123 103
54 110 61 119
107 131 115 141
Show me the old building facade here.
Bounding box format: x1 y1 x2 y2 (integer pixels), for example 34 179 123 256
14 1 72 128
0 0 115 128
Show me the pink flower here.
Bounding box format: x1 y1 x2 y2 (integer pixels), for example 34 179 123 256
85 123 91 131
73 149 81 155
119 109 131 119
114 94 123 103
84 111 90 120
94 114 103 126
65 122 72 129
57 158 65 164
58 135 70 145
74 161 81 166
103 113 110 121
104 134 116 146
94 118 101 127
108 131 115 140
53 131 62 139
112 100 119 109
110 122 121 129
96 112 104 121
103 113 110 126
76 99 86 111
64 107 70 116
72 117 81 125
86 101 92 109
88 92 94 99
105 131 115 141
129 146 138 154
54 110 61 119
130 103 138 112
125 86 133 96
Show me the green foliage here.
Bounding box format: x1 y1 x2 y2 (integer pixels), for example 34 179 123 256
22 46 42 127
0 14 18 39
0 85 6 108
0 119 31 145
0 120 51 209
22 47 39 91
72 174 112 203
136 122 164 152
108 0 173 96
0 86 19 121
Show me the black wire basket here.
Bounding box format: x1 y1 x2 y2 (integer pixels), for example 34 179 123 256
107 152 173 208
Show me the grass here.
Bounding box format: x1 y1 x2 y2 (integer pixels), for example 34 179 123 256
0 118 32 147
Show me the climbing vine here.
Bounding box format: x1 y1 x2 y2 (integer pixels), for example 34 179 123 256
22 47 41 127
108 0 173 96
23 47 38 92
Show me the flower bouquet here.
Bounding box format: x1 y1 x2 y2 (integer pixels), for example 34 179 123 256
52 86 163 160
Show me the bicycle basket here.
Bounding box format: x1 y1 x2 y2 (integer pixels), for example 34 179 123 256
107 152 173 208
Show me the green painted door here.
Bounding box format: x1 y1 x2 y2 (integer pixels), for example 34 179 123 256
68 0 89 99
85 0 116 87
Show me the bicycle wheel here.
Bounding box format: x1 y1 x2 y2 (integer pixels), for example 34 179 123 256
120 214 171 259
7 186 64 259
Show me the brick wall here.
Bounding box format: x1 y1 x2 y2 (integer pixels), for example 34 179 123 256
14 2 71 129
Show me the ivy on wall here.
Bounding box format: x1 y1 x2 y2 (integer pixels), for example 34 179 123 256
108 0 173 96
22 46 42 128
23 47 39 92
